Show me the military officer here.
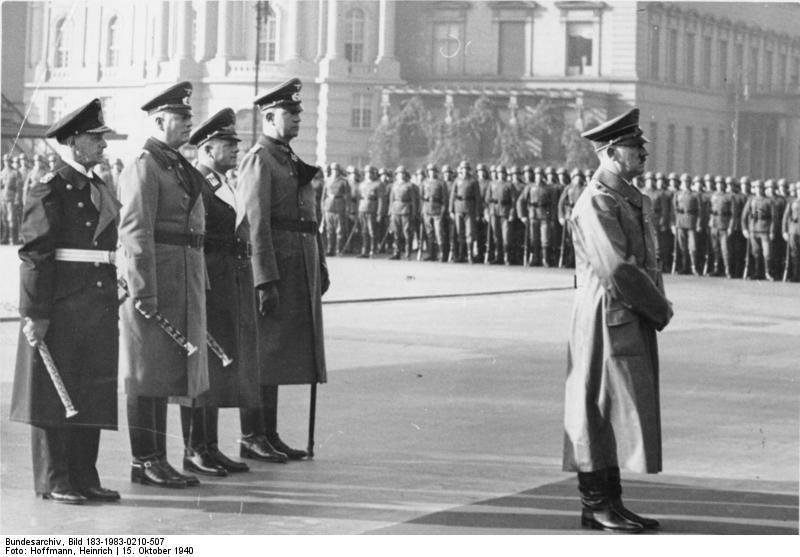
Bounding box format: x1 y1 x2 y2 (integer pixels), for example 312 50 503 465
449 160 481 263
766 179 787 279
176 108 259 476
741 179 776 280
652 172 673 272
671 173 701 274
726 177 746 278
708 175 734 277
377 167 393 252
782 190 800 282
485 165 514 264
118 82 209 488
237 78 329 462
11 99 121 503
517 164 554 266
557 168 586 268
420 164 449 261
321 162 350 256
355 165 387 258
565 108 672 533
1 153 22 244
388 166 419 260
475 163 491 261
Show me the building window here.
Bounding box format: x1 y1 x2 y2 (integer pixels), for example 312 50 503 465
566 22 593 76
791 56 800 89
778 53 786 92
701 36 712 88
344 8 365 63
259 15 277 61
433 21 465 75
667 29 678 82
48 97 65 122
734 43 744 88
498 21 525 77
649 122 658 169
718 39 728 88
54 18 70 68
684 126 693 173
685 33 695 86
749 46 759 91
106 16 120 67
718 129 727 171
667 124 676 170
702 128 709 173
764 50 773 91
351 94 372 129
650 26 660 79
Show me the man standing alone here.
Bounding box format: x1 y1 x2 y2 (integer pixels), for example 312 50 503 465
564 108 673 533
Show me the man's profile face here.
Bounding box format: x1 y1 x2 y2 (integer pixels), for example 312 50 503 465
205 138 239 172
267 106 301 142
611 144 647 180
72 132 108 168
161 111 193 148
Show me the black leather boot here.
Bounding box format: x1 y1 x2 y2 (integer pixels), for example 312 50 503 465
578 471 643 533
606 467 660 530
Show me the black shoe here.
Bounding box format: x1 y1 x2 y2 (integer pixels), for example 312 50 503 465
389 253 401 260
160 459 200 486
183 449 228 477
239 435 288 463
207 446 250 473
581 505 644 533
267 434 308 460
79 486 121 502
610 500 660 530
41 490 87 505
131 460 188 489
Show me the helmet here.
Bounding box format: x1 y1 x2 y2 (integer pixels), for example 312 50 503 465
643 171 654 180
426 163 437 171
476 163 487 171
458 160 470 169
655 172 665 180
570 168 582 178
394 165 406 175
667 172 678 181
442 165 453 173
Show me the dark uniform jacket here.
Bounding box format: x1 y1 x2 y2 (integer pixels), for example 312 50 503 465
673 190 700 229
741 197 776 235
11 163 120 429
238 135 327 385
486 179 514 218
322 176 350 214
356 179 387 216
421 178 449 216
783 197 800 236
450 177 481 218
389 180 419 216
117 138 210 398
709 191 734 230
517 182 553 221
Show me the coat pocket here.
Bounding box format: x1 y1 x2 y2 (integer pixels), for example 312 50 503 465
605 306 643 357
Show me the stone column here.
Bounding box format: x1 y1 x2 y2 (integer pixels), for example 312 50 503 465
174 0 193 61
319 0 347 77
209 0 230 75
284 0 300 61
315 0 327 62
156 1 169 61
375 0 400 78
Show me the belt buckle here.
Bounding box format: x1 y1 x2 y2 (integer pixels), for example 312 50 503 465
106 251 116 265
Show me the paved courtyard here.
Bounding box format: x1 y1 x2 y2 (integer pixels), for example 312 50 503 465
0 246 797 547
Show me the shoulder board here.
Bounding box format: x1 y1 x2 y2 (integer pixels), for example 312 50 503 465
137 149 150 160
205 173 221 190
40 172 55 183
248 144 263 154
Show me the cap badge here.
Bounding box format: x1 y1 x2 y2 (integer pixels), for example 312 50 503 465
291 92 301 102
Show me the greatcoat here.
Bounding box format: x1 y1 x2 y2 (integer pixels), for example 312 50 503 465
117 138 209 398
237 134 327 386
563 168 672 474
10 163 120 429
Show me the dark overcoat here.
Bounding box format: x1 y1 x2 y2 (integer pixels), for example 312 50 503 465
563 168 672 474
117 138 209 398
10 163 120 429
174 163 260 407
237 135 327 386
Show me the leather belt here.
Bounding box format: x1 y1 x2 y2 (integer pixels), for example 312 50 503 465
54 248 116 265
155 230 205 248
271 217 317 234
204 236 253 258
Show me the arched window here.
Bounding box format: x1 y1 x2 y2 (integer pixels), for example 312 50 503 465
54 17 70 68
258 15 277 61
106 16 120 67
344 8 365 63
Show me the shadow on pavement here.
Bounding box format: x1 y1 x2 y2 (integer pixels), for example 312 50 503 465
372 477 799 534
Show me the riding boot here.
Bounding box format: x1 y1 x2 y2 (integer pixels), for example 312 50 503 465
606 467 660 530
578 470 643 533
690 251 699 275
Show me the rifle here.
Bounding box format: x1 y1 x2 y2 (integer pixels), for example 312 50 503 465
340 215 360 254
702 227 712 276
558 219 568 268
484 216 493 264
447 215 456 262
523 219 530 268
670 231 679 274
377 220 392 254
417 220 426 261
742 236 751 280
782 246 791 282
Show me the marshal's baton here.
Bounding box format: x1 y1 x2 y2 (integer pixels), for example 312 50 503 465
32 333 78 418
206 332 233 367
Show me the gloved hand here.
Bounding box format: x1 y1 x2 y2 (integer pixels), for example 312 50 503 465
321 267 330 295
258 283 280 316
22 317 50 347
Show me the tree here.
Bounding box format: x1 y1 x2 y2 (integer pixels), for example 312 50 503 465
368 96 434 169
562 122 599 169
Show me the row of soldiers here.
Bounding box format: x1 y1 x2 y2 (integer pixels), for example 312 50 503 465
1 151 125 244
316 162 588 268
314 161 800 282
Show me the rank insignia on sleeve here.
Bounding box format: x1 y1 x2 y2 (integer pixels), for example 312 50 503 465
40 172 55 183
206 173 221 191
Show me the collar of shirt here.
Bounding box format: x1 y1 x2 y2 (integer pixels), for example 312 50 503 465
63 157 96 180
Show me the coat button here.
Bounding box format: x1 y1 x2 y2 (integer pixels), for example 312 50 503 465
77 201 85 208
85 221 93 227
96 281 103 288
94 262 100 268
93 241 98 247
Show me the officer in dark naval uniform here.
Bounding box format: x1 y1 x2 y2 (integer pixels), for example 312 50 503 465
10 99 121 504
177 108 260 476
238 78 329 462
118 82 210 488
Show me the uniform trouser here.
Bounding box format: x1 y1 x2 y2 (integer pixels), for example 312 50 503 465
422 214 445 258
488 215 510 260
180 406 221 451
239 385 278 438
659 228 673 273
391 214 413 255
127 396 168 462
772 236 787 278
324 212 345 254
710 228 731 274
358 212 379 254
748 231 772 276
527 219 551 264
1 201 15 244
31 425 101 494
730 229 746 278
787 233 800 281
676 227 698 271
477 218 488 260
453 212 476 260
